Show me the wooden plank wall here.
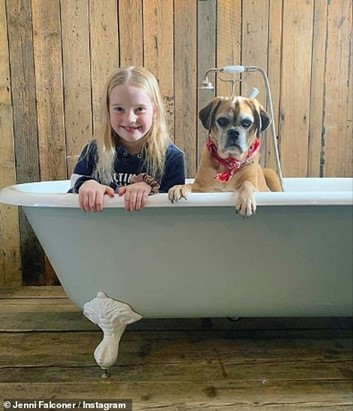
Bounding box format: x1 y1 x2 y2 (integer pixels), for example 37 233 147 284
0 0 352 286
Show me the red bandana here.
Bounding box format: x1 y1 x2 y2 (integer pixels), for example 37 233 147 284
206 138 261 183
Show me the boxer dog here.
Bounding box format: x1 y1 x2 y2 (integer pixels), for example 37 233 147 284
168 96 281 217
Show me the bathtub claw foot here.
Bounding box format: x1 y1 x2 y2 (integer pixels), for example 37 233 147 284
101 369 110 379
83 292 142 372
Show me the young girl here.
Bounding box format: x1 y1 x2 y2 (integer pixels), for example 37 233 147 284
69 66 185 212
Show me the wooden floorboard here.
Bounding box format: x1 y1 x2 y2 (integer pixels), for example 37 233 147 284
0 286 352 410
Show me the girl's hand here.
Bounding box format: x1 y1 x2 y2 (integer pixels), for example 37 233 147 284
79 180 115 212
118 182 152 211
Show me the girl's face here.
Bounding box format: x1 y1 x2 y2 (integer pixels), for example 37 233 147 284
109 84 154 145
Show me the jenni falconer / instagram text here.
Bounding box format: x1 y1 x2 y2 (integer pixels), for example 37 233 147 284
3 400 132 410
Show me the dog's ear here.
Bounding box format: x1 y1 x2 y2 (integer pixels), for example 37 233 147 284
250 100 271 138
199 97 224 131
252 102 271 138
259 105 271 132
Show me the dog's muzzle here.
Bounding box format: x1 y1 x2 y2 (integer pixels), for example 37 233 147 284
225 128 245 152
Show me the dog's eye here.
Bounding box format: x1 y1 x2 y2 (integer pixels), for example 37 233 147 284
216 117 230 127
241 119 253 128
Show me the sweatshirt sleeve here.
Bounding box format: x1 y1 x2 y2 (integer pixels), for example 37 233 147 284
159 146 185 193
68 142 99 193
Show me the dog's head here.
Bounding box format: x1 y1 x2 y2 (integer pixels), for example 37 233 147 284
199 96 271 160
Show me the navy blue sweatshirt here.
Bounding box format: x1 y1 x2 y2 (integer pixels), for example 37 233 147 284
69 141 185 193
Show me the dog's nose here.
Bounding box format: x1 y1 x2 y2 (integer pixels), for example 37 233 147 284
228 129 240 140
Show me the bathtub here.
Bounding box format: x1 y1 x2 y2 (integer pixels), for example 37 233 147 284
1 178 352 371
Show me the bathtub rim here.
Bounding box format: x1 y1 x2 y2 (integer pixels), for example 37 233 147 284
0 178 352 208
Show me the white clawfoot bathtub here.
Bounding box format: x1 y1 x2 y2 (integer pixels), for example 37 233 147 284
1 178 352 372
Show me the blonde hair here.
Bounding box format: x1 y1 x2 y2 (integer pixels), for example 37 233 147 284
93 66 171 184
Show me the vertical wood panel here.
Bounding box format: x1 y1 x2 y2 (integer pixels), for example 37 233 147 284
323 0 352 176
0 0 21 286
279 0 314 177
346 0 353 178
6 0 46 285
119 0 143 66
143 0 174 138
266 0 283 170
174 0 197 176
308 0 328 177
7 0 40 183
216 0 242 97
90 0 119 136
197 0 216 163
31 0 69 286
241 0 269 104
32 0 67 285
32 0 66 181
61 0 92 173
241 0 270 169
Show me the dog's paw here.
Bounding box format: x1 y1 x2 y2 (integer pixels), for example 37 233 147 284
236 192 256 217
168 185 191 203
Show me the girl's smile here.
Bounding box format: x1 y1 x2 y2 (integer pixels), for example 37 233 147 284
109 84 154 150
